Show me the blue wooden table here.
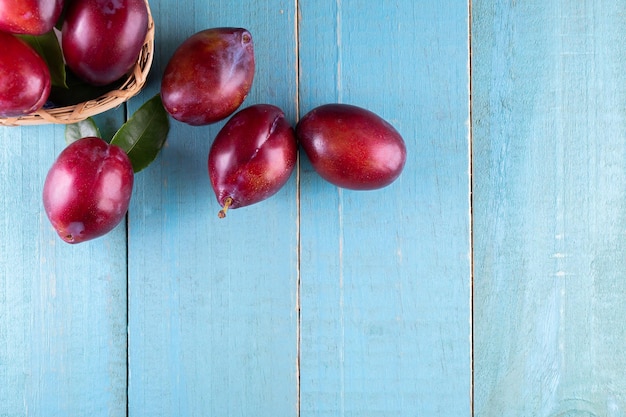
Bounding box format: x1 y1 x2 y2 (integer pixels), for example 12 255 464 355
1 1 625 416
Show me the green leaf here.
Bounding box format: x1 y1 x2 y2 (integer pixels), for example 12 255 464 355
110 94 170 173
65 117 102 145
49 69 124 107
18 30 67 89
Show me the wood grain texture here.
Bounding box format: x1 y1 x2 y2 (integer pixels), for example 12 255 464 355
0 114 128 416
298 1 471 416
1 1 474 416
126 1 299 416
473 1 626 415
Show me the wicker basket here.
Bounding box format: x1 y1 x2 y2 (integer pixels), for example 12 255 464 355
0 0 155 127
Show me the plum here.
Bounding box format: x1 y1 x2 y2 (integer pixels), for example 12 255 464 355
296 104 406 190
62 0 149 86
0 32 51 117
208 104 297 218
43 137 134 244
0 0 64 35
161 27 255 126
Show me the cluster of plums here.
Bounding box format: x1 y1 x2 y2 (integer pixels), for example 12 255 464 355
158 27 407 218
0 0 149 118
39 22 406 243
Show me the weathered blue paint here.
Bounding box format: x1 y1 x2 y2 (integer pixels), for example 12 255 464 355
0 122 128 416
297 1 471 416
1 0 473 412
126 1 299 416
473 1 626 416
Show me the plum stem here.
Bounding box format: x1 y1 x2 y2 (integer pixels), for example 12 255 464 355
218 197 233 218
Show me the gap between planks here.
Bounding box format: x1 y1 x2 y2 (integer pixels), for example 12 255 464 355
294 0 302 416
468 0 475 415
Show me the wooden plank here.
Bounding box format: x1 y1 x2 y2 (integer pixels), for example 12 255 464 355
126 0 299 415
0 122 128 415
297 1 471 416
473 1 626 415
